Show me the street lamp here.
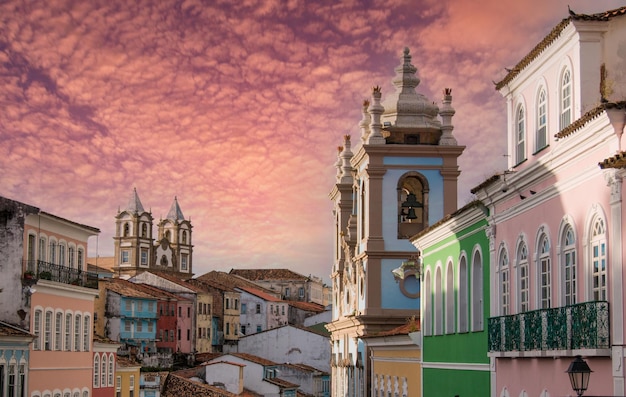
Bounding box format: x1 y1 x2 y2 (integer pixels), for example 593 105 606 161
566 355 592 397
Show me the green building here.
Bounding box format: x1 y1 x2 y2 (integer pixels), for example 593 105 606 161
411 201 490 397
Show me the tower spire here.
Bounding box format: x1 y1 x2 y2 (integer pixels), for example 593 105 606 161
127 187 146 214
166 196 185 221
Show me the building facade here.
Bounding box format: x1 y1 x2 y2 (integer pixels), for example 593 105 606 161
326 48 464 396
412 202 490 397
113 189 193 279
474 6 626 397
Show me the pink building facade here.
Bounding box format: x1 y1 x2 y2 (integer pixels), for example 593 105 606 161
473 7 626 397
22 207 100 396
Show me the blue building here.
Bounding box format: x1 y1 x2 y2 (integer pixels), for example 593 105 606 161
0 321 34 397
102 278 158 355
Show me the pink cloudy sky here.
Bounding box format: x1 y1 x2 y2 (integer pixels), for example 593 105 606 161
1 0 621 282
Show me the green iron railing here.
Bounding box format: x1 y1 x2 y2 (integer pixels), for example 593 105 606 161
488 301 609 352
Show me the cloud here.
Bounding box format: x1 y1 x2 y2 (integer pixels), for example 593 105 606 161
0 0 619 282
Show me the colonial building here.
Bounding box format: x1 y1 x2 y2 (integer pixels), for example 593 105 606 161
113 188 193 278
326 48 464 396
0 195 100 396
411 201 490 396
473 6 626 397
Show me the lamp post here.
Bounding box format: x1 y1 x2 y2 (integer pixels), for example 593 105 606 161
566 355 592 397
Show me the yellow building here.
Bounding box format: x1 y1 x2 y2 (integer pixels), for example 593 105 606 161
362 323 421 397
115 357 141 397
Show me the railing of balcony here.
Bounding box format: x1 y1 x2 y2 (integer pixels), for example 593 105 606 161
488 301 609 353
23 259 99 289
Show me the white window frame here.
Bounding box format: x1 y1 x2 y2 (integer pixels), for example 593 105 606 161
445 261 455 334
560 68 572 130
499 247 510 316
518 242 529 312
538 233 551 309
457 256 468 333
516 104 526 164
591 217 607 301
562 225 577 306
536 88 547 150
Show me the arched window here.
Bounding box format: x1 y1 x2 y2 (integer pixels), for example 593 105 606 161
74 314 81 351
141 223 147 238
458 256 468 332
64 313 72 351
44 310 53 351
499 247 510 315
445 261 454 334
77 248 84 271
33 309 42 350
560 69 572 130
93 354 100 388
471 250 483 331
434 266 443 335
49 239 57 264
423 270 432 336
55 312 63 350
591 217 607 301
165 230 171 241
517 242 529 312
538 233 551 309
68 246 75 268
123 223 130 237
536 88 547 150
83 315 90 351
182 230 187 244
100 354 107 387
516 105 526 164
397 173 428 239
562 225 577 305
108 353 114 386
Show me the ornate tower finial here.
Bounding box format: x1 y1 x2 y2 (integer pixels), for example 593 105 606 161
359 100 371 144
367 87 386 144
339 135 354 184
439 88 457 145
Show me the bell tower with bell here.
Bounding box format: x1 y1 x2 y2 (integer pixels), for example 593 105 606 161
327 47 464 397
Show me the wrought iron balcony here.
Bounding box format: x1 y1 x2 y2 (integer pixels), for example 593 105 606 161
488 301 610 356
23 259 99 289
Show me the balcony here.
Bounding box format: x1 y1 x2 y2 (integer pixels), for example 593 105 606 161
488 301 610 357
23 259 99 289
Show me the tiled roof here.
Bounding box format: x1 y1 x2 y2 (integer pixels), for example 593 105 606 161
554 104 605 139
197 271 279 296
188 277 236 293
363 322 418 338
230 352 278 366
145 271 205 292
162 373 236 397
495 6 626 90
195 352 224 364
282 363 328 375
599 151 626 169
132 282 187 301
265 377 299 389
0 321 33 338
237 286 282 302
116 356 142 368
229 268 309 281
287 301 325 313
469 174 500 195
103 278 158 299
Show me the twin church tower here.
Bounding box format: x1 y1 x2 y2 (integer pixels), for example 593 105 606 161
112 188 193 278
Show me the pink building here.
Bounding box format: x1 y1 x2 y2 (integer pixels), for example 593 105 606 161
92 337 121 397
473 6 626 397
0 196 100 397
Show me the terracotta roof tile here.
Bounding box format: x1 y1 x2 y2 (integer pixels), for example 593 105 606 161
237 286 282 302
287 301 325 313
103 278 158 299
229 268 309 281
495 6 626 90
162 373 236 397
265 377 299 389
196 271 279 296
0 321 33 338
599 151 626 169
230 352 278 366
554 104 605 139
